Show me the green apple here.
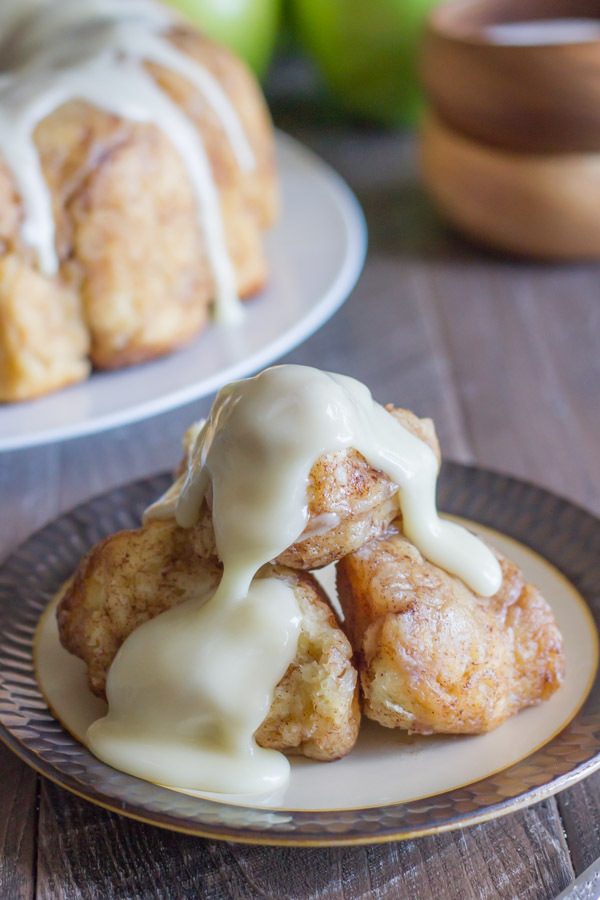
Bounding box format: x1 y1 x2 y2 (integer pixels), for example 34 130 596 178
164 0 281 78
292 0 442 125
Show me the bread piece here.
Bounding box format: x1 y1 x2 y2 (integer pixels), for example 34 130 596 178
255 566 360 761
0 254 90 401
0 26 277 397
57 518 217 698
58 519 360 761
336 524 565 734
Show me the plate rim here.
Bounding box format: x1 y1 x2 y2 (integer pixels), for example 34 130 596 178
1 462 600 846
0 130 368 453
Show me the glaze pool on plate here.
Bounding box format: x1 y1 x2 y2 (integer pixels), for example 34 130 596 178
0 132 367 452
1 464 600 845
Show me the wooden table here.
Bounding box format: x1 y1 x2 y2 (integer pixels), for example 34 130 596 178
2 90 600 900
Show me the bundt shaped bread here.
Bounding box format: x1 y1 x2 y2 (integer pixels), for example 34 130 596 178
0 27 277 402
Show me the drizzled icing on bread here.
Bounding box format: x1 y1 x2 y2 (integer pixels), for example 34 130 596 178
87 366 503 794
0 0 254 321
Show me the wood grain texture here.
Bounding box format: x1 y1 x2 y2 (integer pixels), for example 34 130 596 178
0 400 209 563
427 248 600 515
1 84 599 896
37 782 572 900
0 743 37 900
558 775 600 876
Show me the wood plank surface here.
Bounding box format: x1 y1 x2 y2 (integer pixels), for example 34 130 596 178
558 780 600 877
1 92 599 898
36 782 572 900
0 743 37 900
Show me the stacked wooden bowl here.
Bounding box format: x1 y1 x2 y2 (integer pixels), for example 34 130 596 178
420 0 600 259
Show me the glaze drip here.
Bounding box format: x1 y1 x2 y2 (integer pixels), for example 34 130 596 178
155 365 503 598
0 0 254 321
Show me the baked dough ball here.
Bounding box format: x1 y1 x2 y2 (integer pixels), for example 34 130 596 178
0 254 90 401
0 26 277 400
58 519 359 761
57 518 218 698
336 524 565 735
255 565 360 761
188 407 442 570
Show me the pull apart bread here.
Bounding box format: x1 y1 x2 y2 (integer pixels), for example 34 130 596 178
0 17 277 402
336 525 565 735
58 518 360 761
57 404 438 764
57 397 565 771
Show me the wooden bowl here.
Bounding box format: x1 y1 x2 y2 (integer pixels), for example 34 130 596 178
421 112 600 259
422 0 600 153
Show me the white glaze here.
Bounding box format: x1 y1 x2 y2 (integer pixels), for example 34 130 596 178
155 365 503 598
0 0 253 320
87 574 301 793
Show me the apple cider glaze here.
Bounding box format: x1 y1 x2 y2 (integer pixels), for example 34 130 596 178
87 366 502 793
0 0 255 321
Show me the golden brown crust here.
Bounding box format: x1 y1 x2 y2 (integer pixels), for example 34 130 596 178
277 449 399 570
0 27 277 399
255 566 360 760
57 523 359 761
0 254 90 402
336 523 565 735
279 406 441 568
57 518 219 698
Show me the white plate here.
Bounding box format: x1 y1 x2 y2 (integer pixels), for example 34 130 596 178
0 132 367 452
